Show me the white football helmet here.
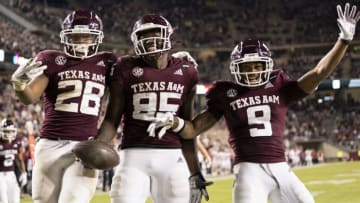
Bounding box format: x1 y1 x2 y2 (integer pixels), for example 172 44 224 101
230 39 274 87
0 119 17 142
60 10 104 59
131 14 173 56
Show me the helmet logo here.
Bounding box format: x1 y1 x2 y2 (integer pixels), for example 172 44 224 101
132 67 144 78
89 22 99 29
55 55 67 66
227 89 238 98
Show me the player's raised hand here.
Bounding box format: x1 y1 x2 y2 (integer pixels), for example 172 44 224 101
11 58 47 91
337 3 360 42
172 51 198 69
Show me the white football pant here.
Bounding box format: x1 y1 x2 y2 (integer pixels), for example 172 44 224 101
233 162 315 203
0 171 20 203
110 148 190 203
32 139 99 203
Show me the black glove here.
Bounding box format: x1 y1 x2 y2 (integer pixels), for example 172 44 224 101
189 172 213 203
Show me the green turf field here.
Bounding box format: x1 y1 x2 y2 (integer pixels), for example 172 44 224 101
21 161 360 203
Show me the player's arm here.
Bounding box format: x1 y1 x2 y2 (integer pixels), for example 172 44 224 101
197 138 211 164
16 147 27 187
15 147 26 174
14 75 48 104
178 87 200 174
11 58 48 104
96 80 124 143
167 50 218 139
179 87 213 203
298 3 359 94
148 100 219 139
174 110 218 139
148 108 219 139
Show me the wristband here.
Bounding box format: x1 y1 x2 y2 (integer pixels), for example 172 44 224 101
339 38 351 45
172 117 185 133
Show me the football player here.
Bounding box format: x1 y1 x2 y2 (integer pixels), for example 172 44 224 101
10 10 117 203
0 118 27 203
148 3 359 203
96 14 211 203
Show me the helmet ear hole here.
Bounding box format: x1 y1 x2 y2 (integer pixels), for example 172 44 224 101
60 10 103 59
229 39 273 87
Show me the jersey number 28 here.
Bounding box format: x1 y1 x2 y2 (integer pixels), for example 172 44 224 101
54 80 105 116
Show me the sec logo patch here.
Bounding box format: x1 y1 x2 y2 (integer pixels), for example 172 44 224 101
227 88 238 98
55 55 67 66
132 67 144 78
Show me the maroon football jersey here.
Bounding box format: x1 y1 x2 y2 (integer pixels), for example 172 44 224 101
112 55 198 148
0 138 22 172
206 70 308 163
36 50 116 141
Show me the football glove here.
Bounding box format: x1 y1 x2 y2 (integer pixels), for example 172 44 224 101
19 172 27 187
336 3 360 42
189 172 213 203
11 58 47 91
147 112 175 139
147 112 185 139
172 51 198 69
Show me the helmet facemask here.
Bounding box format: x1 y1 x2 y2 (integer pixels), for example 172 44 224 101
60 10 104 59
230 55 273 87
230 40 274 87
60 25 103 59
131 15 173 56
131 26 172 56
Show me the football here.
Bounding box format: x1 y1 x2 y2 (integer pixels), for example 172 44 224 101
72 140 119 170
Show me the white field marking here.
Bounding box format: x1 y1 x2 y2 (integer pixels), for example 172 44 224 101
305 179 355 185
311 191 325 197
336 173 360 177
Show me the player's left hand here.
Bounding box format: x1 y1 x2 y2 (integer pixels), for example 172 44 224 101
172 51 198 69
337 3 360 42
189 172 213 203
19 172 27 187
147 112 175 139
